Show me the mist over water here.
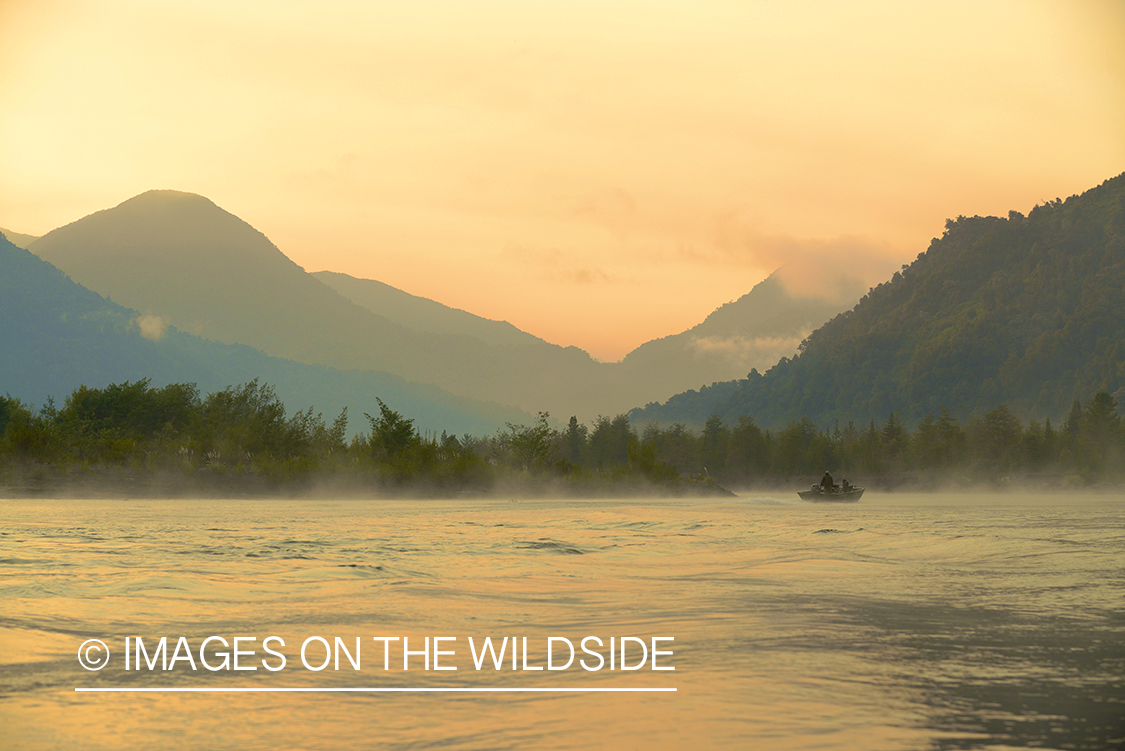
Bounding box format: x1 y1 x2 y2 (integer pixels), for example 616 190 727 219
1 493 1122 750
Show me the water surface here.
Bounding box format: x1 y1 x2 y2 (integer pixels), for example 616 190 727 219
1 493 1122 749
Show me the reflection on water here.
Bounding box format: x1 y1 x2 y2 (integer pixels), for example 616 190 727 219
1 493 1122 750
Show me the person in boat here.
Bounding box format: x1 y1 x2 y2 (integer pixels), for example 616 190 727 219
842 479 851 492
820 470 834 493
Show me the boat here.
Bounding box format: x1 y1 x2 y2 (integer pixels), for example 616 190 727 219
798 485 864 502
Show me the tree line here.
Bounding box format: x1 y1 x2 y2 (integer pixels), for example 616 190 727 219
1 379 1122 495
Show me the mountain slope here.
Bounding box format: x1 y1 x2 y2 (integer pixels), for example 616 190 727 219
0 228 38 249
632 173 1125 428
1 233 529 435
616 273 858 399
313 270 547 349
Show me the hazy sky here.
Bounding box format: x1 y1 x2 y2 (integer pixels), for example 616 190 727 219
2 0 1122 361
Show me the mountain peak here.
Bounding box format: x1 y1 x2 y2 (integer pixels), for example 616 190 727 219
28 190 323 352
102 189 234 226
118 189 217 208
34 189 270 263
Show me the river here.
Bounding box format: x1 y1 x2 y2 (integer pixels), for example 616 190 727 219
1 492 1122 750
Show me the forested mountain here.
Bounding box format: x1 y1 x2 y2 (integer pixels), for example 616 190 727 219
632 173 1125 429
27 191 851 419
0 234 529 435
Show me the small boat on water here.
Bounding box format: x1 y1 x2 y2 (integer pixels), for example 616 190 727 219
798 485 865 502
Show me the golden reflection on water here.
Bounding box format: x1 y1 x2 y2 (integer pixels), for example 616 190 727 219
2 493 1123 749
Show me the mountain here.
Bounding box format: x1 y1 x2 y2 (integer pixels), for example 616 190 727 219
0 233 530 435
27 191 612 417
0 228 38 249
631 173 1125 429
614 274 858 399
27 190 856 420
28 191 415 365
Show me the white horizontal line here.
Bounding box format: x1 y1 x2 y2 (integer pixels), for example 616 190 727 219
75 687 676 693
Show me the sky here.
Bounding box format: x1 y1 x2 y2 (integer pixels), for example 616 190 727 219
1 0 1123 361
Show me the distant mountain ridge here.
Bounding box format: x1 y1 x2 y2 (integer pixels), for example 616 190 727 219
317 268 857 407
312 270 548 350
0 232 530 435
0 228 37 249
615 274 859 400
631 172 1125 428
27 191 852 420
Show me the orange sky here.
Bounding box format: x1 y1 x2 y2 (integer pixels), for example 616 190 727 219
2 0 1123 361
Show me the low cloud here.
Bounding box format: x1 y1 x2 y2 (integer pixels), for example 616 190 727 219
709 217 904 303
691 334 804 355
135 314 169 341
766 235 902 303
688 333 808 369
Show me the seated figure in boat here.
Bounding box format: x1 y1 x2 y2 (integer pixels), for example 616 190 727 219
842 479 852 492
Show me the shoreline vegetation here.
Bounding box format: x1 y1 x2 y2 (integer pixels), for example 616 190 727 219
1 379 1122 499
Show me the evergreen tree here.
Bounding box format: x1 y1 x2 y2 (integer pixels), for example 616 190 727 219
365 397 418 460
564 416 587 466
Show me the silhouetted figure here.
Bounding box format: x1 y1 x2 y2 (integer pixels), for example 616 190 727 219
821 470 833 493
842 479 851 492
